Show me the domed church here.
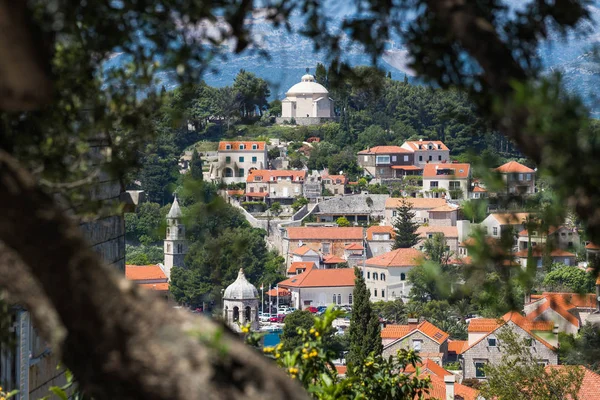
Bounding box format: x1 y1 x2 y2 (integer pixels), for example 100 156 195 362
279 72 334 125
223 269 260 333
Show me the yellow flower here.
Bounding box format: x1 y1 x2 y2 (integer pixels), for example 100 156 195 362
263 346 275 354
309 328 315 334
302 354 309 359
276 343 283 351
241 326 249 334
309 350 318 358
288 367 299 374
314 331 320 337
275 353 280 359
302 348 308 353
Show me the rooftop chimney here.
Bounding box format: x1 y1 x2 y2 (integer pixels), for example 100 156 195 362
444 374 455 400
408 318 419 329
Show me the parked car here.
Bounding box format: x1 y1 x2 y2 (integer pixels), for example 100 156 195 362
278 306 290 314
306 306 318 313
287 307 297 313
277 314 287 323
259 312 271 322
268 315 279 323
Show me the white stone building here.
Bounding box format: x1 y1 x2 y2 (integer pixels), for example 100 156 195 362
401 140 450 166
385 197 448 225
223 269 260 333
364 248 424 301
422 163 471 200
279 74 334 125
278 266 355 309
211 141 267 183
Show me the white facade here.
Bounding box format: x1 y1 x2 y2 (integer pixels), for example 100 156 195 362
163 195 187 279
281 74 334 120
212 141 267 184
287 286 354 309
365 265 414 301
223 269 260 333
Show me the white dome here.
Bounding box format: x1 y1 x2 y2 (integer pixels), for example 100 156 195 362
224 269 258 300
286 74 329 95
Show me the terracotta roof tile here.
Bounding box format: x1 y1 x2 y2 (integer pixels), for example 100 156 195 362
423 163 470 179
288 261 315 274
335 365 347 375
414 373 479 400
385 197 448 209
513 248 575 258
366 225 395 241
416 226 458 238
322 174 348 184
428 204 459 212
404 359 451 377
391 165 422 170
278 266 355 288
292 245 315 256
448 340 468 354
381 324 413 339
518 226 560 237
139 282 169 291
586 242 600 250
357 145 410 154
218 141 265 151
468 318 503 333
381 320 449 344
247 169 306 183
472 186 487 192
495 160 535 173
287 227 364 241
125 265 167 281
266 287 290 297
226 189 245 196
489 212 532 225
402 140 449 151
246 192 269 197
322 255 346 264
345 243 364 250
525 293 597 328
545 366 600 400
418 320 450 344
366 248 424 268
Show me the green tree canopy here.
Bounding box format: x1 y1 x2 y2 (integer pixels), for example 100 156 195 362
392 201 420 249
542 264 595 293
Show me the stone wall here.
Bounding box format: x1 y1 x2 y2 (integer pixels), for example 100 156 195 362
382 331 446 361
275 117 338 126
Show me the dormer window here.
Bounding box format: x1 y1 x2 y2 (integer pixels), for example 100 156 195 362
487 338 497 347
239 144 245 150
254 176 262 182
437 144 441 149
252 144 258 150
225 144 231 150
428 144 433 150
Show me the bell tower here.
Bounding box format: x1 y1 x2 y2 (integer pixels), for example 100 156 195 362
163 194 187 279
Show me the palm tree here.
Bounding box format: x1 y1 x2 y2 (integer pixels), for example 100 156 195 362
452 298 473 322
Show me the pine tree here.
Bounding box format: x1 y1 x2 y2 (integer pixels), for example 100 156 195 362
190 149 203 181
392 200 420 249
347 267 383 372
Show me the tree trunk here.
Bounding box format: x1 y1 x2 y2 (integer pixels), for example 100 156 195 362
0 150 308 400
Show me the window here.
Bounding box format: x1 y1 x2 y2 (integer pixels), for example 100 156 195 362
401 273 406 281
428 144 433 150
364 155 368 162
249 187 255 193
519 173 524 181
437 144 442 149
376 155 391 165
493 227 498 236
239 144 245 150
374 289 378 297
381 290 385 298
449 181 461 190
392 156 397 162
239 156 245 162
225 156 231 163
438 155 442 161
322 243 331 253
526 173 532 181
419 155 423 161
337 294 341 304
367 271 371 279
392 211 397 217
349 294 353 304
428 155 433 161
430 181 439 188
475 362 486 378
487 338 497 347
373 273 378 280
381 273 385 281
252 144 258 150
238 168 245 177
233 306 239 322
333 294 336 304
413 340 422 351
404 155 409 162
252 156 257 163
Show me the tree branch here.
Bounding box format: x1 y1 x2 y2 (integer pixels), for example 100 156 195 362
0 149 308 400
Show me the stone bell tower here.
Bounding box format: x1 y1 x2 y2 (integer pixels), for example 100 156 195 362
163 194 187 279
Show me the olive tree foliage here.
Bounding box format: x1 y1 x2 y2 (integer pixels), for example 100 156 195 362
0 0 599 399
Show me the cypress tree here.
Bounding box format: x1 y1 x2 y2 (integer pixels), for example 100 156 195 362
392 200 420 249
190 149 203 181
347 267 383 371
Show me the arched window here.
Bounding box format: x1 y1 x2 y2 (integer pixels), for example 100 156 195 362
233 306 239 322
337 294 341 304
381 290 385 298
167 228 170 236
349 294 353 304
381 274 386 281
373 273 378 280
333 294 336 304
374 289 378 297
167 243 171 252
367 272 371 279
245 306 252 322
401 273 406 281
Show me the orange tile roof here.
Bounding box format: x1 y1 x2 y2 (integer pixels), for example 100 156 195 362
513 248 575 258
335 365 347 375
428 204 458 212
385 197 448 209
449 256 473 266
366 248 424 268
287 227 364 241
525 293 597 328
278 266 356 288
366 225 395 241
246 169 306 183
472 186 487 192
404 359 451 377
422 163 471 179
402 140 450 151
390 165 422 171
288 261 315 274
468 318 503 333
416 226 458 238
495 160 535 173
323 254 346 264
125 265 167 281
226 189 245 196
381 320 449 344
345 243 364 250
218 141 265 151
246 192 269 197
357 145 410 154
586 242 600 250
139 282 169 291
266 287 290 297
545 366 600 400
518 226 560 237
322 174 348 184
489 212 532 225
448 340 468 354
292 245 316 256
454 381 480 400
